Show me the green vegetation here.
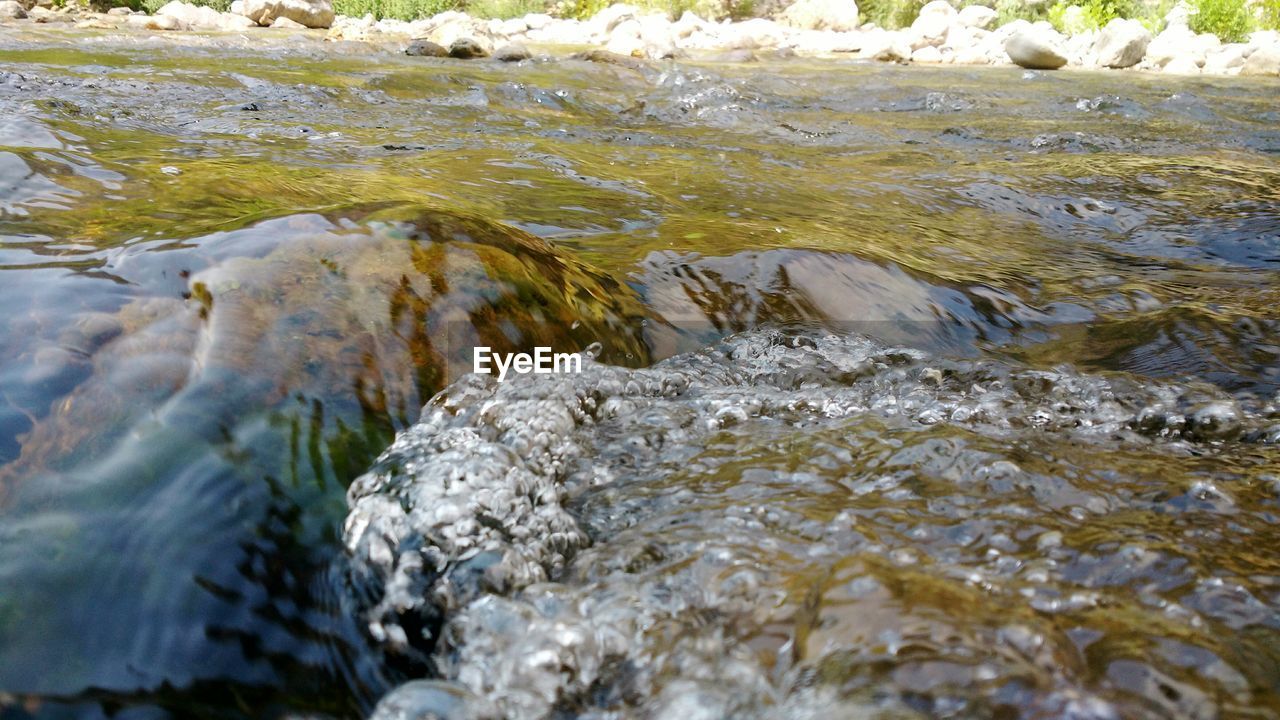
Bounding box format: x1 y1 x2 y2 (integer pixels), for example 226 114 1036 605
1189 0 1254 40
1046 0 1137 32
137 0 228 11
464 0 542 18
851 0 1273 37
858 0 927 29
1264 0 1280 29
557 0 747 21
332 0 460 19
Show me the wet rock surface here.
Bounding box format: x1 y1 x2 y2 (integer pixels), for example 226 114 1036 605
349 330 1280 719
406 37 448 56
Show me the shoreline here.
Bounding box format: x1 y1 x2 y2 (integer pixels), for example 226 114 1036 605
2 1 1279 77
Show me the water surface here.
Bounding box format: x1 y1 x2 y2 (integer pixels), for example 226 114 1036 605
0 25 1277 719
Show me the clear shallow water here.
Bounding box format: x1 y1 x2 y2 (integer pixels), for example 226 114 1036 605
0 25 1277 719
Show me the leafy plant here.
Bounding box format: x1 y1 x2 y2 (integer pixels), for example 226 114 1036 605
1261 0 1280 30
333 0 460 19
557 0 608 19
993 0 1050 26
1046 0 1137 32
465 0 542 18
858 0 928 29
1188 0 1254 41
1047 1 1085 31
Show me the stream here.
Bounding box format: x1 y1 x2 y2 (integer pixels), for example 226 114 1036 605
0 25 1278 719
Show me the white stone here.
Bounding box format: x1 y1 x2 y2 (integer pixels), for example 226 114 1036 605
325 13 373 41
271 15 305 28
1093 17 1149 68
956 4 995 29
498 17 527 35
127 12 182 29
720 18 788 48
672 10 706 38
589 3 638 36
156 1 222 29
1248 30 1280 47
860 28 910 61
907 0 954 48
780 0 859 32
1202 44 1246 72
1065 29 1096 65
1004 27 1068 69
525 18 586 44
522 12 551 29
793 28 861 52
1163 0 1191 31
1142 25 1194 66
952 44 990 64
1241 44 1280 76
420 13 497 49
912 45 942 62
1162 55 1201 74
0 0 26 19
240 0 333 28
993 19 1029 39
914 0 954 23
604 31 644 55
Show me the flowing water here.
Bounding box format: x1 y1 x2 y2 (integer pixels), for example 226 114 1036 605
0 24 1277 720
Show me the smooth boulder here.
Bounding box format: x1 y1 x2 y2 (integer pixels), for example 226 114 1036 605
908 0 955 48
1093 18 1151 68
1162 55 1201 74
780 0 859 32
1240 45 1280 76
1004 28 1068 69
0 0 25 19
956 4 995 29
239 0 333 29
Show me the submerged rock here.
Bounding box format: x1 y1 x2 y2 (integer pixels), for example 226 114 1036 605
492 42 531 62
405 38 449 56
0 204 648 492
449 37 489 58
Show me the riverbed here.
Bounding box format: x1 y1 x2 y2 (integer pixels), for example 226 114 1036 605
0 26 1277 719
